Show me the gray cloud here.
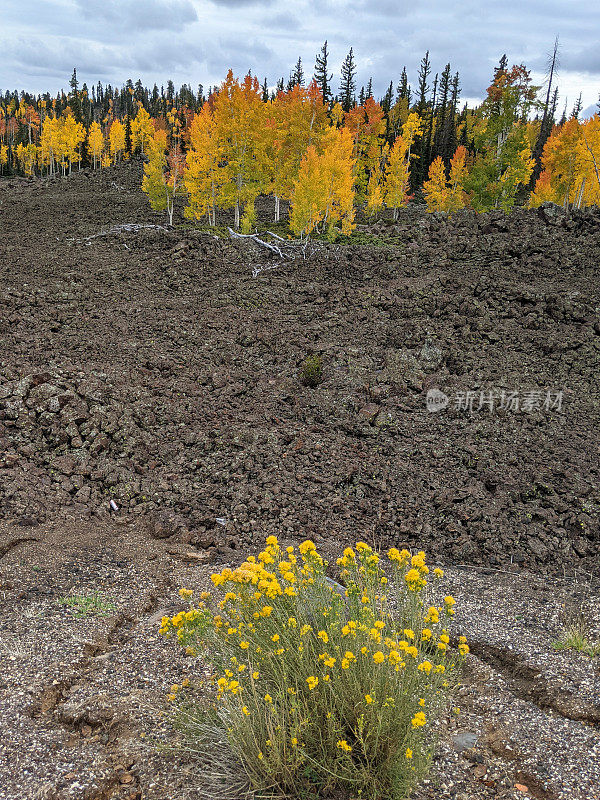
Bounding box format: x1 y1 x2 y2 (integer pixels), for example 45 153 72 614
74 0 198 31
0 0 598 109
207 0 274 6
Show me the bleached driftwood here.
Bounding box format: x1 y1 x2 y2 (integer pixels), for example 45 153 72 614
67 223 169 245
228 227 324 277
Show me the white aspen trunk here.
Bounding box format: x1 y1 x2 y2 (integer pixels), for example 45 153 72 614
576 178 586 209
234 199 240 229
275 195 280 222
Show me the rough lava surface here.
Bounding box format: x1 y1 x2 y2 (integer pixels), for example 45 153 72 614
0 163 599 799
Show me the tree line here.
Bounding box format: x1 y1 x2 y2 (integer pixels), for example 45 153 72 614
1 46 598 230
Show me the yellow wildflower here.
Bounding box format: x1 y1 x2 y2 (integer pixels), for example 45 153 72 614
411 711 426 728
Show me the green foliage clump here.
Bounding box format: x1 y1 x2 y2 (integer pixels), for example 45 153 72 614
299 354 323 387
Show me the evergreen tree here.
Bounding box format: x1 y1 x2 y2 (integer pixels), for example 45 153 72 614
366 78 373 99
382 81 394 114
571 93 582 120
290 57 304 87
313 40 333 105
397 67 411 105
69 68 82 122
340 47 357 112
262 78 269 103
124 113 132 154
531 37 559 184
415 51 431 117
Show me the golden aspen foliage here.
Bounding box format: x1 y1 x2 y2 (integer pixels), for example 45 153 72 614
0 143 8 173
574 116 600 206
131 107 154 154
290 127 356 238
184 103 222 226
212 71 271 228
15 142 37 176
383 113 423 219
330 102 344 128
344 97 386 197
270 82 329 221
446 145 469 212
58 114 86 174
87 121 104 169
142 130 185 225
388 96 410 141
423 157 449 212
424 146 470 213
366 167 384 216
109 119 126 164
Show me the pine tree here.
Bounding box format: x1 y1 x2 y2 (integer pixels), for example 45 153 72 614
124 114 132 155
313 41 333 105
571 93 582 120
69 68 82 123
531 37 560 184
339 48 357 112
415 52 431 117
290 57 304 88
382 82 394 114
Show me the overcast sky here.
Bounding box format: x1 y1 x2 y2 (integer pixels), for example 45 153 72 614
1 0 599 113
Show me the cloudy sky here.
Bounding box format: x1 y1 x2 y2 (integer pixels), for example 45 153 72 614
2 0 599 112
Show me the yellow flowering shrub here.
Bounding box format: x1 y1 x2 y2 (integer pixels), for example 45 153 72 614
160 537 468 799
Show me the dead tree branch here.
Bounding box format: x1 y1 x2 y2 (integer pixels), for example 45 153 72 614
228 228 325 276
67 223 169 245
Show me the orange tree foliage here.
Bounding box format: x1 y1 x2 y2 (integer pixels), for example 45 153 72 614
344 97 386 198
529 115 600 209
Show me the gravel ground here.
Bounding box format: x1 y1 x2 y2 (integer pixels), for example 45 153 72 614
1 519 599 800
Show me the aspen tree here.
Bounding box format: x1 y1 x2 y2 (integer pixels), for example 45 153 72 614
383 113 423 219
423 157 449 212
270 81 328 222
290 127 356 238
184 104 222 226
212 71 270 228
131 107 154 154
109 119 126 164
142 130 185 225
88 121 104 169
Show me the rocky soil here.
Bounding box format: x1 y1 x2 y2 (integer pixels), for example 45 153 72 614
0 163 599 799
